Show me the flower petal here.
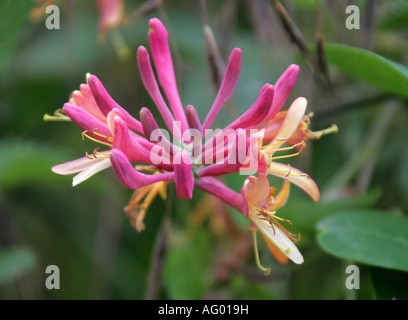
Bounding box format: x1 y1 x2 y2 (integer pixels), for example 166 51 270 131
96 0 124 35
268 180 291 212
51 154 111 186
202 48 242 130
197 131 243 177
70 84 106 123
137 46 176 133
173 150 194 199
264 96 307 155
261 233 290 264
112 114 155 164
62 103 111 138
72 158 112 186
250 214 303 264
87 74 144 133
241 173 270 205
109 148 174 190
269 161 320 202
185 104 202 134
148 18 188 133
226 84 274 130
139 107 173 151
52 154 109 175
201 84 273 157
263 64 300 122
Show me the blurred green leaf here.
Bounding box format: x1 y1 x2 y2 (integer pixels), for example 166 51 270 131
371 267 408 300
0 0 34 76
0 247 38 284
163 229 212 299
0 139 69 191
279 187 382 233
325 43 408 97
380 11 408 30
317 210 408 272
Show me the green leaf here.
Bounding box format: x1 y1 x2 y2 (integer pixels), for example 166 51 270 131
0 0 35 76
278 186 382 233
0 139 69 191
371 267 408 300
163 229 212 299
380 11 408 30
0 247 38 284
325 43 408 97
316 210 408 272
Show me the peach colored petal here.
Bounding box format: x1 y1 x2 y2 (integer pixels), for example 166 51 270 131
269 161 320 202
242 174 270 205
268 180 291 212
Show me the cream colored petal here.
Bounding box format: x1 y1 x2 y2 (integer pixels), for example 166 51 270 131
269 161 320 202
51 156 105 175
265 97 307 155
72 157 112 186
250 214 303 264
52 154 112 186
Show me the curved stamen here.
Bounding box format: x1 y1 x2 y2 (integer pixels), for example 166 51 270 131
81 129 113 147
85 148 110 160
271 152 300 161
252 230 271 276
253 204 298 243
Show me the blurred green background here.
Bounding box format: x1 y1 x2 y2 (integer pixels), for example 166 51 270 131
1 0 408 300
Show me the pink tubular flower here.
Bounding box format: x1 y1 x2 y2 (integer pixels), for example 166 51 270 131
96 0 124 36
47 17 337 261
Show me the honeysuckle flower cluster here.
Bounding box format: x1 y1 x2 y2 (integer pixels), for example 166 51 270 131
45 17 337 269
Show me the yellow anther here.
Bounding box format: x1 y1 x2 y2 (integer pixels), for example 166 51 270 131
43 109 71 122
311 124 338 139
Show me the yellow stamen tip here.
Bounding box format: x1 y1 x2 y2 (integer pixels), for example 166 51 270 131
330 124 339 133
312 124 339 139
43 112 71 122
